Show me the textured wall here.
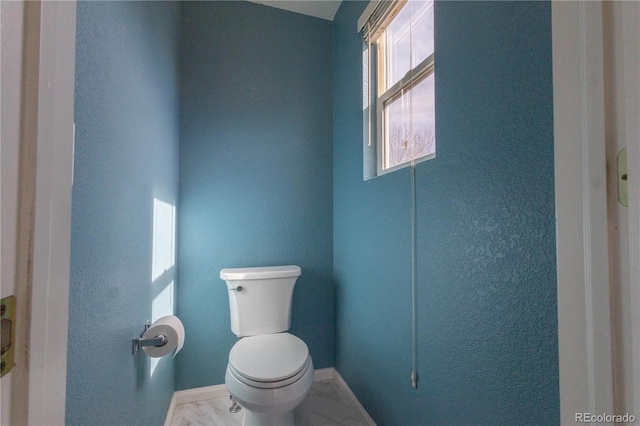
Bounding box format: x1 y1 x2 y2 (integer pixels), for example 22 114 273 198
333 1 559 425
67 2 180 424
177 1 334 390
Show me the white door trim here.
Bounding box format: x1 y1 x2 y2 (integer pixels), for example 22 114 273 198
22 1 76 424
552 1 614 423
621 2 640 417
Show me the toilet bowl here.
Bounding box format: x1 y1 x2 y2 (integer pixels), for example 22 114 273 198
220 265 314 426
225 333 314 426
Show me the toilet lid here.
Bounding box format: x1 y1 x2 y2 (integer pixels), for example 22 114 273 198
229 333 309 382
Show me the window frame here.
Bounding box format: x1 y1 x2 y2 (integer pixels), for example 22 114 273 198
362 0 436 177
376 51 435 173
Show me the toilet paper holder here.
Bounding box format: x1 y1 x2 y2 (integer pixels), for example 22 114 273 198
132 321 168 355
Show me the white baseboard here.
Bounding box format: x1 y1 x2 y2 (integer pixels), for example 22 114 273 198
313 366 335 381
164 367 375 426
332 369 376 426
164 382 230 425
173 382 230 404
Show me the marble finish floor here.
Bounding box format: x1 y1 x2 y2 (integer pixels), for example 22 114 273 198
170 380 371 425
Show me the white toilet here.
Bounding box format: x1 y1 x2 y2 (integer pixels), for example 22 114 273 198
220 265 314 426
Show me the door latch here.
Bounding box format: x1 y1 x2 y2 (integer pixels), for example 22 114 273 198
618 148 628 207
1 296 16 378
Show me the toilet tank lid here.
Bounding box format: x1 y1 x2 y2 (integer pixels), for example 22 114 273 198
220 265 301 280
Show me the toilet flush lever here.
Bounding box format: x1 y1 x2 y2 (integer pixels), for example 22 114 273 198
229 286 243 292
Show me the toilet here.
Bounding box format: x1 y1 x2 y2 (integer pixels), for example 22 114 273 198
220 265 314 426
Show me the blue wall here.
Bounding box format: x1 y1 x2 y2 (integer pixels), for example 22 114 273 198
333 1 559 425
68 2 180 424
177 1 334 390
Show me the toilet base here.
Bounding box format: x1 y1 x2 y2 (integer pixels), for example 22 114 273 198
242 409 294 426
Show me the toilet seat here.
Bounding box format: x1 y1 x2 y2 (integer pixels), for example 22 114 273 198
228 333 310 389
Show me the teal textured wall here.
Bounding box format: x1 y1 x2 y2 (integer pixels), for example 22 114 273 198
333 1 560 424
177 1 334 390
68 1 180 424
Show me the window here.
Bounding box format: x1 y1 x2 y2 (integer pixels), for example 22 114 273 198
361 0 435 177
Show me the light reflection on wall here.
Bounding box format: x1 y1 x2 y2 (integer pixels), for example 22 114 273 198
150 198 176 377
150 281 174 376
152 198 176 282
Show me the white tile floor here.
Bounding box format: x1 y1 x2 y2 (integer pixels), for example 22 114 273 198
169 379 372 426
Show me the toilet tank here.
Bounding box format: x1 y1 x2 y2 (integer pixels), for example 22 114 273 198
220 265 301 337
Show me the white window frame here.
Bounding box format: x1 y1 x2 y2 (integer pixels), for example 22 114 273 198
361 0 436 177
376 51 435 173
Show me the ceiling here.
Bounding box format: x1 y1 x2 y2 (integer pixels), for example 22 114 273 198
248 1 343 21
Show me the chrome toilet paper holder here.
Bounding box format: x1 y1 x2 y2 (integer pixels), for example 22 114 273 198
132 321 168 355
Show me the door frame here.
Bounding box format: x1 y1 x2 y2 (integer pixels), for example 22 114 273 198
14 1 76 424
619 1 640 417
26 0 637 422
553 0 640 423
552 1 614 423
